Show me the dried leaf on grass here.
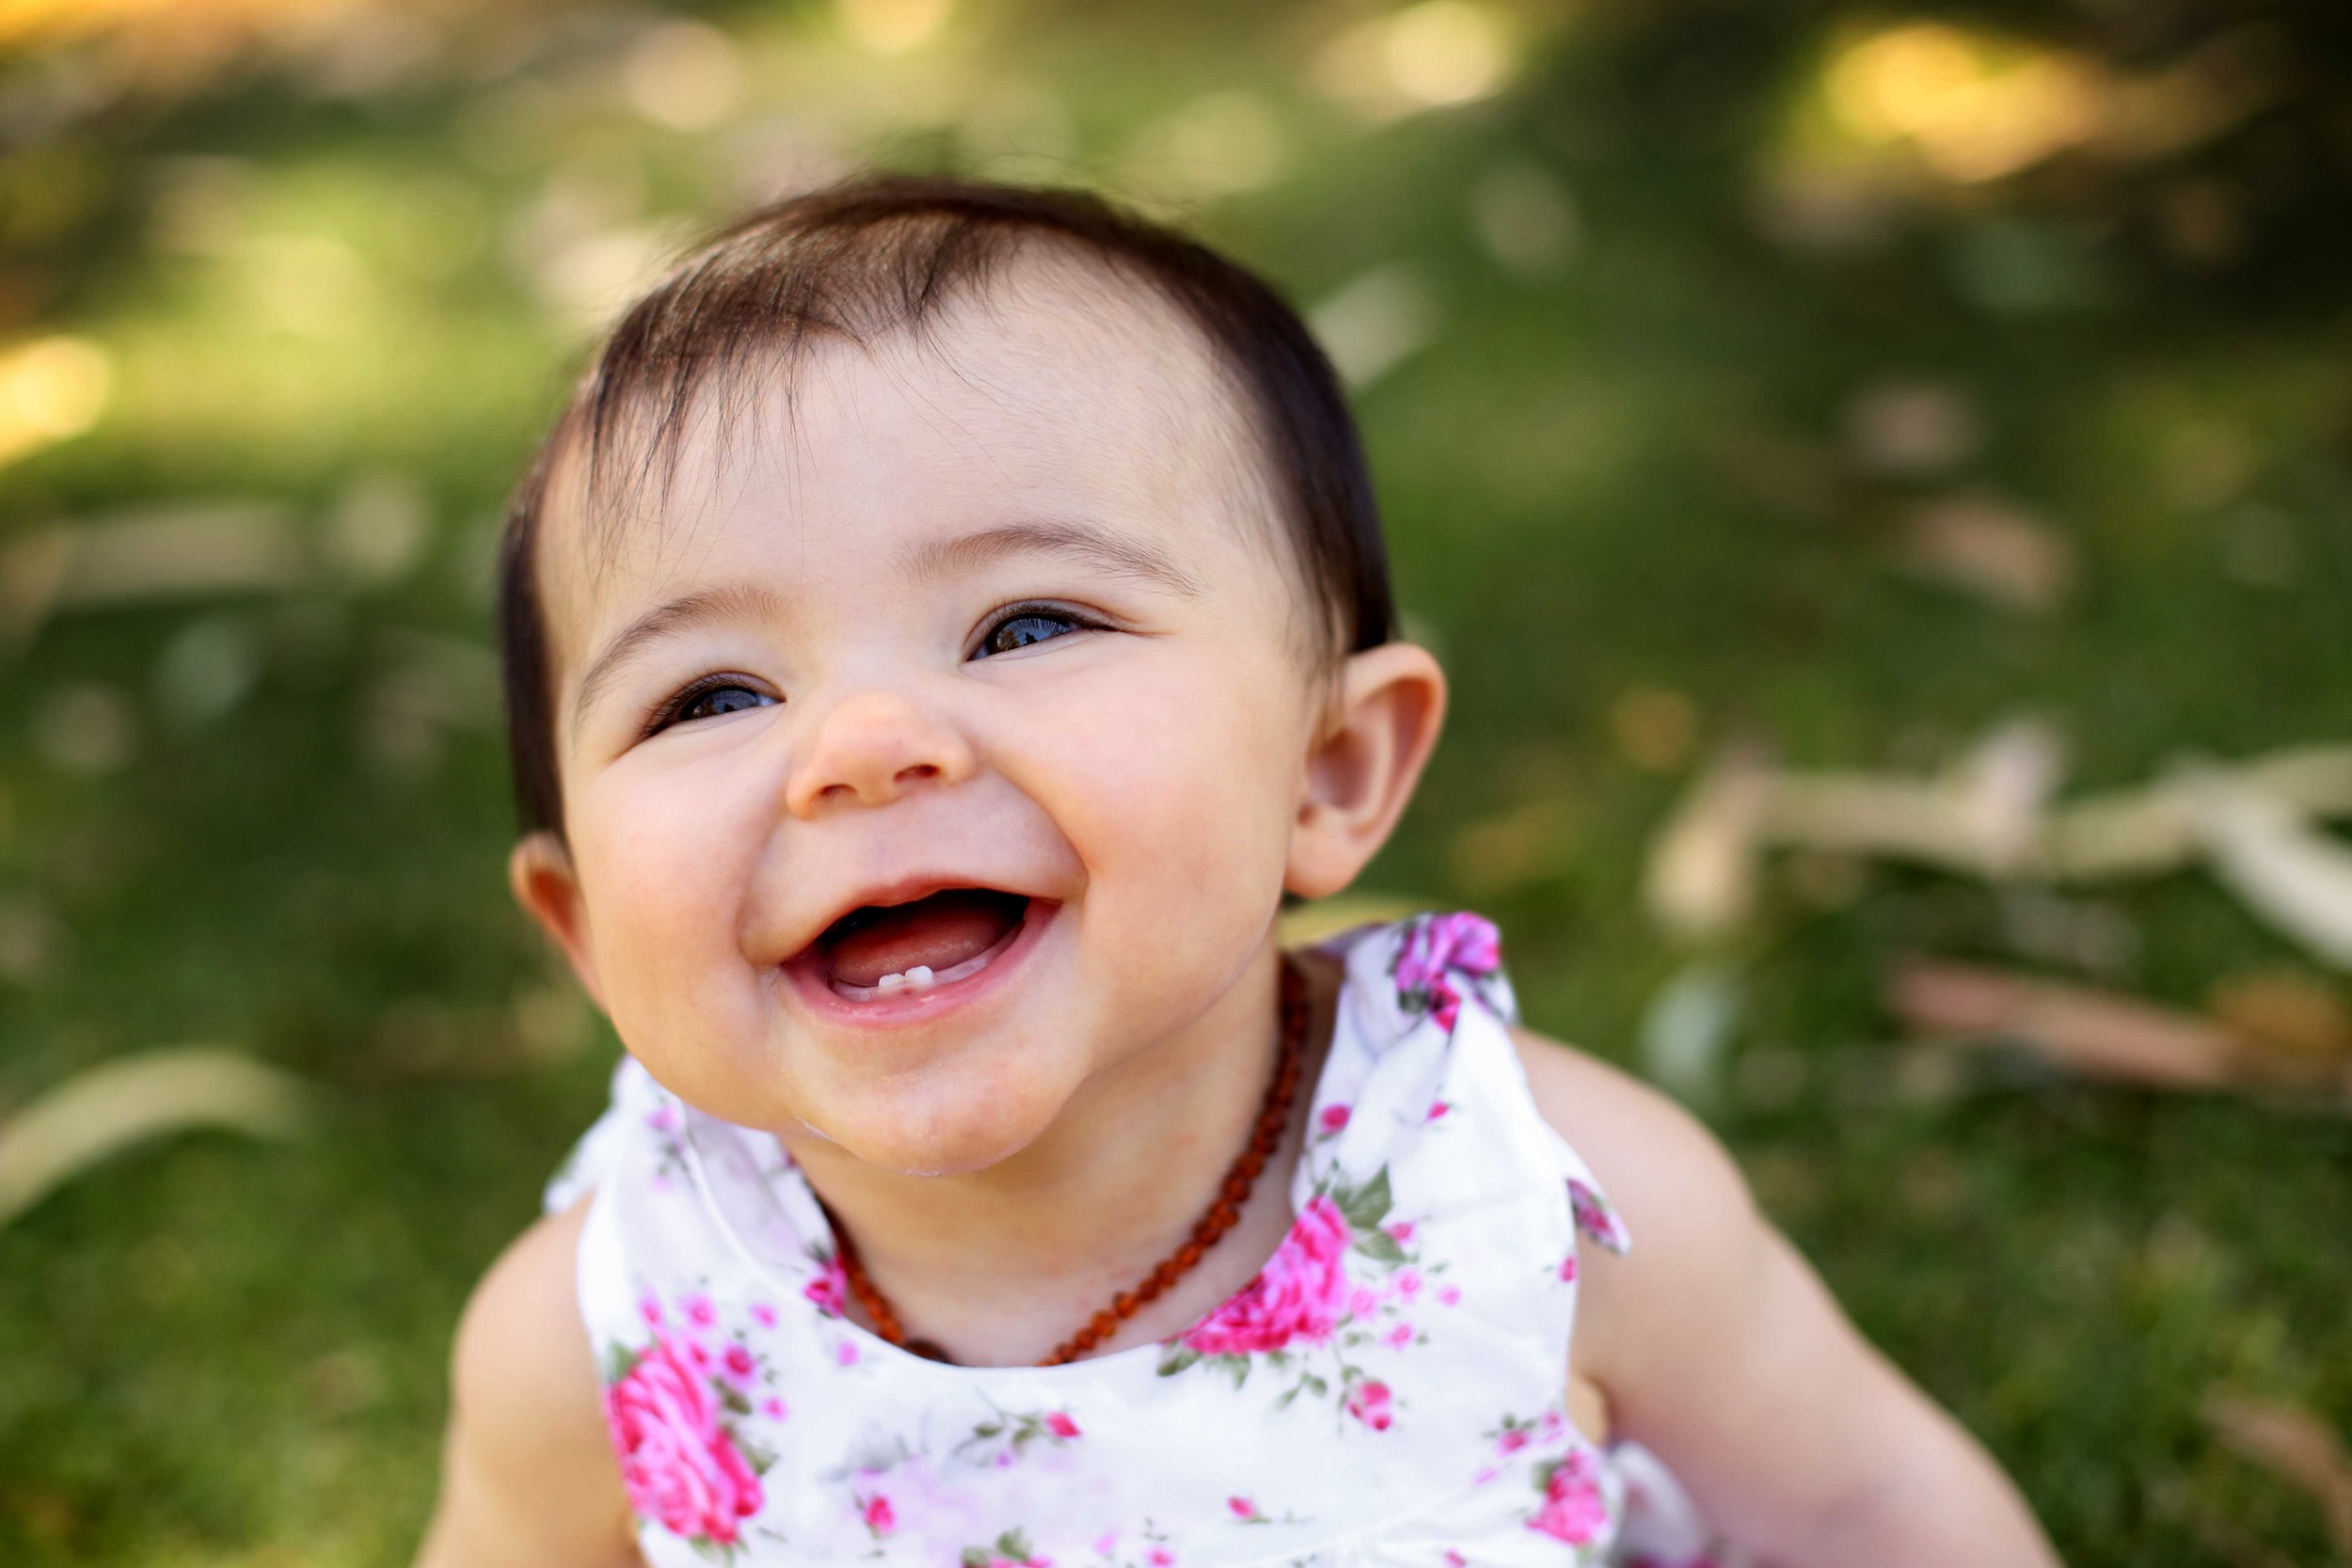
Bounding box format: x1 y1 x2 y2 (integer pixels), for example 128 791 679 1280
2208 969 2352 1076
1763 718 2067 879
2045 745 2352 881
2203 1391 2352 1556
1889 960 2241 1090
1844 379 1979 477
1891 959 2352 1102
1646 721 2069 941
1643 742 1774 942
1644 736 2352 955
1895 495 2077 613
2183 768 2352 970
0 1047 313 1230
0 502 304 647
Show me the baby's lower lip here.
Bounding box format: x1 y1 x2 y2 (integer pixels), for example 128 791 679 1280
781 898 1055 1024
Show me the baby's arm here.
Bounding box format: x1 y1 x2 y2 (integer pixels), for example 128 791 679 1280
1515 1030 2061 1567
412 1198 640 1568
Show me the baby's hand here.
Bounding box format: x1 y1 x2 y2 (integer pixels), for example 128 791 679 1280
1514 1029 2063 1568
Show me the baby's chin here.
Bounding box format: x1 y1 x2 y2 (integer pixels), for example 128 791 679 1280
796 1053 1087 1179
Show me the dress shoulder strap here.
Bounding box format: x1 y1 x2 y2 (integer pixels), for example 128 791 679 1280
1317 911 1631 1261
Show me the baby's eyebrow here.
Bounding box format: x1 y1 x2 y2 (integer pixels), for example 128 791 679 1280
572 582 786 725
901 519 1202 596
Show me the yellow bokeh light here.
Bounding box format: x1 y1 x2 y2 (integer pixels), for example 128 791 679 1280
1314 1 1520 119
621 21 747 133
836 0 952 55
1384 1 1515 108
0 0 325 48
1822 22 2108 183
1827 23 1983 141
0 337 112 467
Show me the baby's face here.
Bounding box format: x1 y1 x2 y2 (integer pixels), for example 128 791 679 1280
528 263 1340 1175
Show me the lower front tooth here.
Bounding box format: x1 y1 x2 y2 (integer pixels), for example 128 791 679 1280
876 973 907 995
905 965 935 991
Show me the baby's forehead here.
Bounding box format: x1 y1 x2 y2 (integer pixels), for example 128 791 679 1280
535 251 1278 641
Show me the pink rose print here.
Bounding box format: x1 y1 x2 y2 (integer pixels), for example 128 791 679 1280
1427 1100 1452 1121
1392 912 1502 1032
1045 1411 1082 1439
722 1343 755 1381
603 1327 765 1548
1228 1497 1261 1521
1319 1103 1352 1134
1387 1221 1416 1243
1438 1285 1462 1307
749 1301 777 1329
1385 1322 1414 1349
1345 1378 1394 1432
760 1396 787 1419
1559 1254 1579 1284
1149 1550 1176 1567
1527 1451 1608 1546
1446 1554 1467 1568
861 1494 896 1537
685 1294 717 1328
638 1295 663 1327
1178 1195 1350 1356
1567 1177 1631 1256
804 1250 849 1317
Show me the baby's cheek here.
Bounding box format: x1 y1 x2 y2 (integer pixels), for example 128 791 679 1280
1043 659 1303 939
575 766 775 1073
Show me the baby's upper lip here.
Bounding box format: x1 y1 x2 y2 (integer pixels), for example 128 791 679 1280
775 871 1041 965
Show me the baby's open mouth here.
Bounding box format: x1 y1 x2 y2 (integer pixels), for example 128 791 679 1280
815 887 1032 1001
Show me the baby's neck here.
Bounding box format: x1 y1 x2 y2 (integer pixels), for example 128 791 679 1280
787 942 1328 1366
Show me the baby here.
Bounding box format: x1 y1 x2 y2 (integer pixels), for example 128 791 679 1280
414 177 2059 1568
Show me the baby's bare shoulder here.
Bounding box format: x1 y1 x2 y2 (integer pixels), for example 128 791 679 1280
1507 1025 1758 1242
1507 1031 2063 1562
448 1198 610 1465
414 1198 635 1568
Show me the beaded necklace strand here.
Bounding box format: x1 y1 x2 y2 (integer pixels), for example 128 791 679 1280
828 958 1309 1367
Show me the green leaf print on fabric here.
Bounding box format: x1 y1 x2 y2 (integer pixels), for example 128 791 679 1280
961 1528 1052 1567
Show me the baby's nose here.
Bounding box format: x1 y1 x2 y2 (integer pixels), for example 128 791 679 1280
784 689 977 816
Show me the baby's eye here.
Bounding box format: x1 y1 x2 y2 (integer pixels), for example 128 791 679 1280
666 681 776 727
974 609 1090 658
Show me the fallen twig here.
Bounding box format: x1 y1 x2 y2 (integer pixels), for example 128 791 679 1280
1888 960 2241 1091
2204 1390 2352 1557
0 1047 314 1230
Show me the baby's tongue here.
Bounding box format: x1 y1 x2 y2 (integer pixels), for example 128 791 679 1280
824 890 1025 988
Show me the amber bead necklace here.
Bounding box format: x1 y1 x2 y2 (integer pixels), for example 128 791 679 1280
827 958 1310 1368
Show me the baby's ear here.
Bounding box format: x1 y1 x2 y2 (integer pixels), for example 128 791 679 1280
1285 642 1447 900
509 832 604 1007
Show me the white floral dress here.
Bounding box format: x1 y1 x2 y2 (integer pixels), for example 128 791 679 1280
547 913 1734 1568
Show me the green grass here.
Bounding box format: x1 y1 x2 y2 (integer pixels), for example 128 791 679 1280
3 5 2349 1563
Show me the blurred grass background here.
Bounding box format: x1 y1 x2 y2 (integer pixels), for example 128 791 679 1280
1 1 2349 1563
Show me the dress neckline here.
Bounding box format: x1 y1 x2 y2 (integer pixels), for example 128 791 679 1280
676 945 1359 1386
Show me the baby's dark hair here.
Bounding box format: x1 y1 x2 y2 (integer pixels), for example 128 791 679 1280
498 174 1396 838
